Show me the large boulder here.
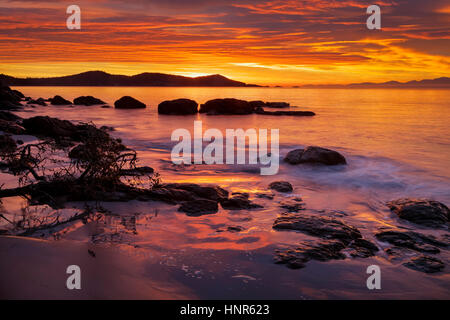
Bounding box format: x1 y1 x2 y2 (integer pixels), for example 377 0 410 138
73 96 106 106
163 183 229 202
0 86 23 110
49 95 72 105
0 134 17 154
387 198 449 227
114 96 146 109
285 146 347 165
22 116 78 138
0 111 21 122
199 98 254 115
158 99 198 115
0 119 25 134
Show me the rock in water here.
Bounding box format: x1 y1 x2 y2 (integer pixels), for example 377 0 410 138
49 95 72 105
199 98 254 115
0 111 21 122
269 181 293 193
0 134 17 153
158 99 198 115
114 96 146 109
29 98 47 106
73 96 106 106
178 199 219 216
220 193 263 210
284 146 347 165
0 119 25 134
403 255 445 273
387 198 449 227
265 102 290 108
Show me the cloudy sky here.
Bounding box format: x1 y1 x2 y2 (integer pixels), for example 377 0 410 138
0 0 449 85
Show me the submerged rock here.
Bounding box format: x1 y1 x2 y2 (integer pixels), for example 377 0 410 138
163 183 229 202
114 96 146 109
387 198 449 227
403 255 445 273
199 98 254 115
255 109 315 116
269 181 293 193
220 193 263 210
375 230 447 253
285 146 347 165
158 99 198 115
348 238 379 258
49 95 72 105
178 199 219 216
273 213 362 244
73 96 106 106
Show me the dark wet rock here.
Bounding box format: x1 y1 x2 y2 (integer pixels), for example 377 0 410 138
0 86 23 109
256 193 275 200
0 119 25 134
163 183 229 202
120 166 154 176
387 198 449 228
375 230 447 253
101 105 111 108
385 247 416 262
178 199 219 216
285 146 347 165
0 134 17 154
216 225 245 233
114 96 146 109
146 187 196 203
0 111 21 122
279 200 304 212
348 238 379 258
29 98 47 106
265 102 290 108
275 240 346 269
249 100 266 109
269 181 293 193
403 255 445 273
273 213 362 244
255 109 315 116
199 98 254 115
49 95 72 105
73 96 106 106
158 99 198 115
100 126 115 131
220 193 263 210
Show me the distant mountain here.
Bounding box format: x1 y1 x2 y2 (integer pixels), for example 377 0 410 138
301 77 450 88
0 71 260 87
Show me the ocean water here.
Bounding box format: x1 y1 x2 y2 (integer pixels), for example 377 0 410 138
3 86 450 299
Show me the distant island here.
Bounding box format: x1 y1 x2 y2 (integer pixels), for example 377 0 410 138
0 71 260 87
300 77 450 89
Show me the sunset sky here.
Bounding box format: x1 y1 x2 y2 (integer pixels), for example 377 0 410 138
0 0 449 85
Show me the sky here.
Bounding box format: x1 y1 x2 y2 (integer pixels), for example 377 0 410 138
0 0 449 85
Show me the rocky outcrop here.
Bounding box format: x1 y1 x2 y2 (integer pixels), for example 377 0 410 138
29 98 47 106
178 199 219 216
403 255 445 273
0 134 17 154
49 95 72 105
0 86 23 110
73 96 106 106
269 181 293 193
220 193 263 210
255 108 315 116
199 98 254 115
163 183 229 202
0 111 21 122
265 102 290 108
284 146 347 165
387 198 449 228
375 230 447 254
0 119 25 134
114 96 146 109
158 99 198 115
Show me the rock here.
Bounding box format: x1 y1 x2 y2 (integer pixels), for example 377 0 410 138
348 238 379 258
274 240 346 269
114 96 146 109
285 146 347 165
375 230 447 253
265 102 290 108
0 111 21 122
0 119 25 134
249 101 266 109
158 99 198 115
22 116 78 138
163 183 229 202
120 166 154 176
29 98 47 106
73 96 106 106
256 193 275 200
0 86 23 109
255 109 315 116
387 198 449 227
199 98 254 115
0 134 17 154
147 187 196 203
216 225 245 233
49 95 72 105
279 200 304 212
220 193 263 210
273 213 362 244
178 199 219 216
101 105 111 108
269 181 293 193
403 255 445 273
